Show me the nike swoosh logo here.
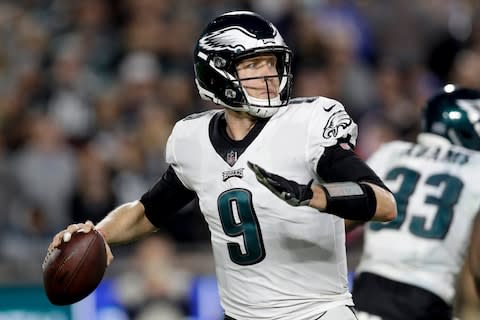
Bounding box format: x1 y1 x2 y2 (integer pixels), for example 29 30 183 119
324 104 336 112
315 311 328 319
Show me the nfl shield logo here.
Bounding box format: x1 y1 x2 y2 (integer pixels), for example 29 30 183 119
226 150 238 166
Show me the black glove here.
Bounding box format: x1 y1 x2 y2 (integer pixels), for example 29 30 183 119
247 161 313 206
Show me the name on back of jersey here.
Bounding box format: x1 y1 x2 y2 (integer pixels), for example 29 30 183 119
402 144 470 165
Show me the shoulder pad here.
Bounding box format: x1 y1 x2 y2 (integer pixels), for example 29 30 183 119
182 109 220 121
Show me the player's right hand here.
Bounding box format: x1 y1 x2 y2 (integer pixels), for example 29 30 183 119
49 221 114 266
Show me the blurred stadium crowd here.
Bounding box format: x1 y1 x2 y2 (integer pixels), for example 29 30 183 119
1 0 480 318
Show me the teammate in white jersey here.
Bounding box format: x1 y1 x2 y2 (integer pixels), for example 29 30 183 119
48 11 396 320
352 86 480 320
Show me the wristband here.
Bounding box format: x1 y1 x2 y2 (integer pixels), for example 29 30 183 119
319 182 376 221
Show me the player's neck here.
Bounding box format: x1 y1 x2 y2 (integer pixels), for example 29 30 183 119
224 109 257 141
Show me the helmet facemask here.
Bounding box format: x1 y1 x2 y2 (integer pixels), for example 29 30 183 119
231 50 292 118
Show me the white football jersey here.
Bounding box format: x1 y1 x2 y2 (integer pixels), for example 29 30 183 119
166 97 357 319
356 136 480 304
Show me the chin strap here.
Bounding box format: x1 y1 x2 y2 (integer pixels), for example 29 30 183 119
244 94 282 118
246 94 282 107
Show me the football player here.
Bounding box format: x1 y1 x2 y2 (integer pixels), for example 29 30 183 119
352 86 480 320
49 11 396 320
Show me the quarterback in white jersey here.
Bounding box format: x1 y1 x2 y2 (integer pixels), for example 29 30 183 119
164 98 358 319
48 11 396 320
353 87 480 320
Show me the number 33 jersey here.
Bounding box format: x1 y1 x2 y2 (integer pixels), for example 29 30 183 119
166 97 357 320
357 138 480 305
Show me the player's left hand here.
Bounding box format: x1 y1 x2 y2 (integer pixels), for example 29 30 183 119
247 161 313 206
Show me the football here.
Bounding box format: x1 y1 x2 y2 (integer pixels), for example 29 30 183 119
42 229 107 305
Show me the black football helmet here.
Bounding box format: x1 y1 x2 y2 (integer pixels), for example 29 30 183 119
422 86 480 150
194 11 293 118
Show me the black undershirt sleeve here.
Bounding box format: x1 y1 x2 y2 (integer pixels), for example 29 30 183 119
140 165 196 228
316 144 390 192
